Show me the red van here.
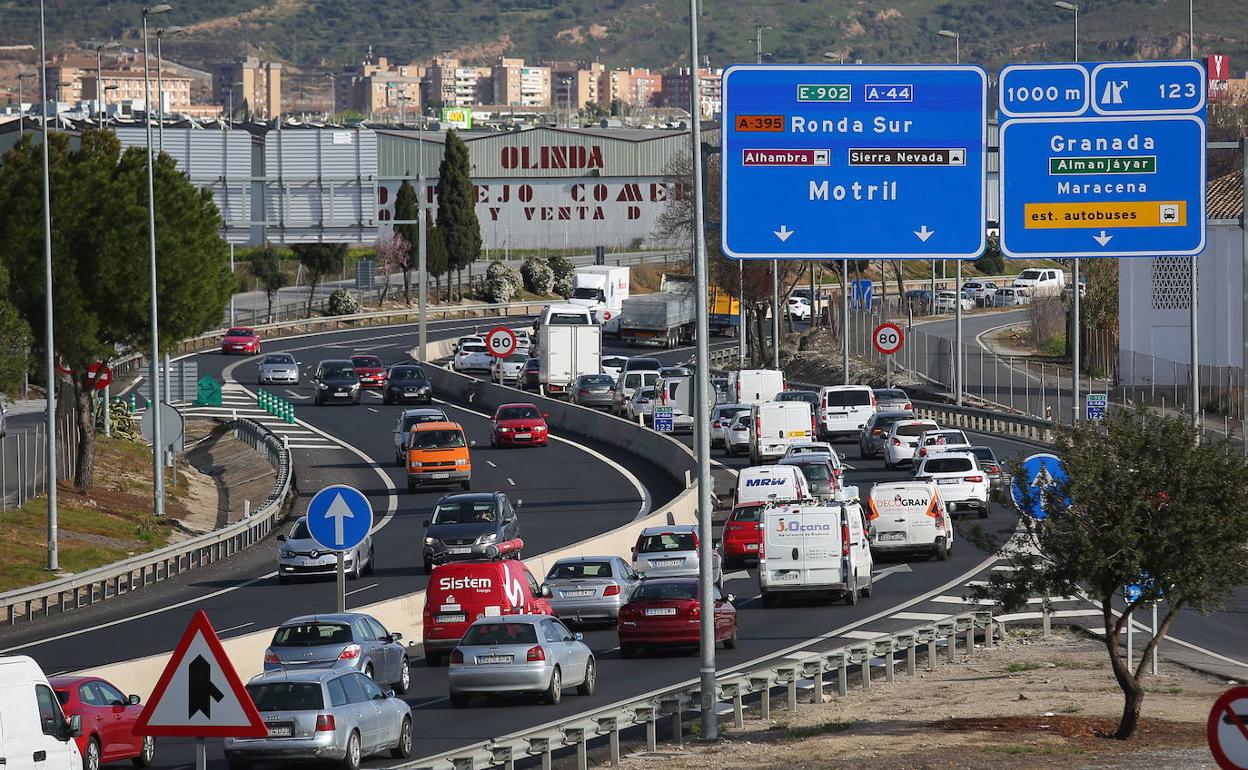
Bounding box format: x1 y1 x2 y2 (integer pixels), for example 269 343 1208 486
422 559 554 665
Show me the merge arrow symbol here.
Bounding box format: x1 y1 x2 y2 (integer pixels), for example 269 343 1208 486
914 225 935 242
1093 230 1113 246
773 225 795 242
187 655 224 719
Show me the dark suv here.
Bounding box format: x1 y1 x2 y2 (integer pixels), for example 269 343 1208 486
422 492 521 572
313 359 361 405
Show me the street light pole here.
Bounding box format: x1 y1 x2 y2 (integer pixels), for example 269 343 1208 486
94 41 118 131
1056 1 1081 423
1187 0 1199 428
418 108 428 362
752 25 780 369
37 0 58 571
142 3 171 516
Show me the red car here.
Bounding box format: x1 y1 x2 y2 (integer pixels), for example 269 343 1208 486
49 675 156 769
221 327 260 355
722 501 765 567
490 403 549 447
351 354 387 388
617 577 737 657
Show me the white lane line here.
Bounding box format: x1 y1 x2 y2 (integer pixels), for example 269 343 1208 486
217 622 255 635
345 583 379 597
286 444 345 451
930 595 996 605
413 696 450 710
486 460 497 468
507 478 516 486
368 407 379 413
891 611 950 622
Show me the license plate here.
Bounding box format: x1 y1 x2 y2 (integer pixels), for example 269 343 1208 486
436 613 466 624
938 478 959 485
562 589 595 598
827 413 847 419
447 546 471 554
745 543 759 551
477 654 513 664
515 433 532 439
771 571 799 581
644 607 677 616
267 724 293 738
879 532 906 542
651 559 682 568
431 473 450 479
333 392 350 397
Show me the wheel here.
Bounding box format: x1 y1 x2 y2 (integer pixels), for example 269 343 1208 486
620 643 637 659
542 666 562 704
407 480 416 493
449 691 470 708
978 506 989 519
83 737 101 770
576 657 596 696
341 731 361 770
884 460 894 470
382 395 391 405
389 717 413 759
861 571 873 598
724 626 738 649
395 455 405 468
935 537 950 561
349 556 362 581
461 480 471 491
844 574 859 606
391 657 411 694
364 664 374 680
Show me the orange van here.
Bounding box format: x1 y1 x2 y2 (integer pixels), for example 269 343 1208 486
406 421 472 492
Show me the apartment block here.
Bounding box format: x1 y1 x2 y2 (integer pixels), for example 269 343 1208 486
212 57 282 119
492 57 551 107
335 56 423 117
662 67 722 118
80 69 193 113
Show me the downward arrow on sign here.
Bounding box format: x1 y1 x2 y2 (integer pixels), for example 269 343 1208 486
773 225 795 242
1093 230 1114 246
914 225 935 242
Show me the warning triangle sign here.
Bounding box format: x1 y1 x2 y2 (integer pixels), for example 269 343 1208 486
133 609 268 738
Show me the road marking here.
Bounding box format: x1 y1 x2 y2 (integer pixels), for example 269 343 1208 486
217 622 255 635
345 582 379 597
722 570 752 583
507 478 516 486
367 407 379 413
892 611 950 622
412 696 450 710
486 460 497 468
930 595 997 605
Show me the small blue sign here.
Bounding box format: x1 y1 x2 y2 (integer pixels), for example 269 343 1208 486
653 406 674 433
999 60 1207 259
306 484 374 552
1085 393 1107 422
1011 453 1070 520
720 65 988 260
851 279 874 310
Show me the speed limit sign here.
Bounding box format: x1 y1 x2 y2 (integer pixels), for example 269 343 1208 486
485 326 518 358
872 322 905 355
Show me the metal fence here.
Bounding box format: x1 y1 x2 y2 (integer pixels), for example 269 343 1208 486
0 413 82 512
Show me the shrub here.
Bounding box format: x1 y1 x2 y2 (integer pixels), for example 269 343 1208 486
520 255 554 295
549 253 575 298
975 235 1005 275
327 288 361 315
483 261 521 303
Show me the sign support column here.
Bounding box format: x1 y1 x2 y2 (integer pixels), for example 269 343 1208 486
955 260 963 405
842 260 850 384
772 262 781 368
336 552 346 613
1073 258 1081 424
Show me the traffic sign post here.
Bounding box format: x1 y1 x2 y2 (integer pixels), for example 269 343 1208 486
873 322 905 388
1208 686 1248 769
1086 393 1108 421
305 484 374 612
720 65 988 260
653 406 674 433
485 326 518 358
1011 453 1070 520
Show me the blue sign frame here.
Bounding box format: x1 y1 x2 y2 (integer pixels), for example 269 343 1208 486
720 64 988 260
306 484 374 552
653 406 674 433
999 60 1207 259
1011 453 1070 520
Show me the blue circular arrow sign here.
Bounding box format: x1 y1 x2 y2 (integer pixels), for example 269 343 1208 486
305 484 374 552
1011 453 1070 520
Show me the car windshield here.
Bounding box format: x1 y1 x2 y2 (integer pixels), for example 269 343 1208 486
497 406 541 420
548 561 613 580
1019 269 1044 280
730 505 762 523
626 359 661 372
875 389 907 400
776 391 817 403
321 365 356 379
795 463 831 482
246 682 325 712
402 412 444 430
896 422 938 437
547 311 592 325
873 415 909 430
632 581 697 601
638 532 695 552
351 356 382 368
732 415 750 428
461 622 539 646
506 353 528 363
390 367 427 381
716 407 749 420
432 500 498 524
290 520 311 539
409 429 466 449
263 354 294 365
926 431 968 445
226 328 252 337
580 375 614 387
272 622 352 647
788 446 829 457
824 390 871 406
461 343 487 353
970 447 997 465
924 457 974 473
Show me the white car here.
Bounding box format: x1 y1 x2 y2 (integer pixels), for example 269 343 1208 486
601 355 628 381
724 413 752 457
784 441 844 486
711 404 751 449
991 287 1031 307
513 330 532 350
454 334 484 354
915 428 973 463
934 290 974 313
786 296 811 320
491 352 528 384
626 386 656 422
882 419 940 470
914 452 990 518
452 342 493 372
961 280 999 306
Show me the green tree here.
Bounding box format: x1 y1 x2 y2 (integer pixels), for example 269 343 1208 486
974 234 1005 275
0 264 31 397
0 129 232 488
249 243 287 322
437 130 480 299
393 179 419 305
292 242 347 316
974 409 1248 739
426 210 449 302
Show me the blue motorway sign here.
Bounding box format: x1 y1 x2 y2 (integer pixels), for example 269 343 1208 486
1085 393 1107 421
851 279 874 310
720 65 988 260
999 61 1206 259
1011 453 1070 520
652 406 674 433
306 484 374 552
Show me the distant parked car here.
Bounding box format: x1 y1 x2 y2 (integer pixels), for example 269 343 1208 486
221 327 260 355
934 290 974 313
991 287 1031 307
961 280 999 306
258 352 301 385
264 613 410 694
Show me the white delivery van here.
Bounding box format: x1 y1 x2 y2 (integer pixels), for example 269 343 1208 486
0 655 83 770
569 265 630 334
734 465 812 506
817 385 877 441
866 481 954 560
1012 268 1065 297
729 369 785 405
750 401 815 464
758 488 874 607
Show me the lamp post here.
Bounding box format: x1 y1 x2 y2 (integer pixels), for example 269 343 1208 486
142 3 171 516
94 40 119 129
36 0 58 571
938 29 964 405
326 73 336 123
17 72 34 139
937 29 960 64
418 106 427 361
101 84 118 130
1187 0 1198 427
155 25 183 153
1055 0 1081 423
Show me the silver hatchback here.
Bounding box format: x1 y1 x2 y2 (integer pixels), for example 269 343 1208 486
258 352 300 385
277 516 374 583
448 615 595 707
543 556 641 624
572 374 616 410
264 613 410 694
631 525 722 587
224 669 412 769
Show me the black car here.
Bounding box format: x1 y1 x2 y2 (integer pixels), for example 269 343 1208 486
313 359 361 405
383 364 433 405
422 492 521 572
520 358 542 392
777 456 836 498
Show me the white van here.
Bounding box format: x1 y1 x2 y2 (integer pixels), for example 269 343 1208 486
750 401 814 464
734 465 812 506
1012 268 1065 297
758 489 874 607
0 656 83 770
817 385 877 441
866 481 954 560
729 369 785 405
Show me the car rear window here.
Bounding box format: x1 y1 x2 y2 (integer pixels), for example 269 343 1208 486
925 431 967 445
638 532 695 553
896 422 938 437
776 391 817 403
580 375 614 387
401 412 445 431
548 561 613 580
272 623 352 646
409 429 466 449
824 390 871 406
246 682 325 712
461 343 487 353
729 505 762 523
875 389 907 400
497 406 541 420
924 457 974 473
351 356 382 368
547 312 592 325
632 582 697 601
873 415 908 429
636 387 655 399
794 463 831 482
461 622 539 646
506 353 528 363
970 447 997 465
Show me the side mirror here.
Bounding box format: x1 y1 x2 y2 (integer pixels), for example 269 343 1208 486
541 584 553 598
65 714 83 740
276 534 287 542
726 593 736 604
574 632 584 641
382 689 395 700
128 694 141 706
422 519 431 528
390 632 403 642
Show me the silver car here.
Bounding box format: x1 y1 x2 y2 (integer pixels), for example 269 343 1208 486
725 413 751 457
572 373 616 410
612 370 659 415
448 615 595 707
491 352 528 385
258 352 300 385
625 386 656 423
277 516 374 583
872 388 912 413
392 407 449 465
710 404 750 449
631 525 722 586
224 668 412 769
264 613 410 694
543 556 641 624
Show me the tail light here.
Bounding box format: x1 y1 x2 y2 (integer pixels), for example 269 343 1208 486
264 649 280 664
450 649 464 664
603 583 621 596
904 402 913 410
892 438 901 446
578 388 589 395
987 464 1001 473
755 416 761 435
526 645 546 662
933 509 946 528
810 415 817 436
712 419 722 429
871 428 882 436
964 475 985 483
841 522 850 556
315 714 336 732
338 644 362 661
687 603 701 619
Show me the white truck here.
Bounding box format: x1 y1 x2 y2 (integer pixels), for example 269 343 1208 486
757 488 874 608
569 265 630 335
539 323 602 398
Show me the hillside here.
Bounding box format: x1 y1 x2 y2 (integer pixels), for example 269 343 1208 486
2 0 1245 77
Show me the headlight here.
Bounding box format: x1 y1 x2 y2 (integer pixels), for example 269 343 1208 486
279 548 295 558
498 426 512 432
418 385 430 392
409 461 423 468
317 383 328 390
534 425 547 431
454 458 467 465
350 383 360 391
424 537 437 546
477 532 499 544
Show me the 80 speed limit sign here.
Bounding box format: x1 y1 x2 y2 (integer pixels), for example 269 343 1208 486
485 326 518 358
872 322 905 355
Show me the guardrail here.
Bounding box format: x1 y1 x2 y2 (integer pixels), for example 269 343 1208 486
400 610 998 770
0 418 293 625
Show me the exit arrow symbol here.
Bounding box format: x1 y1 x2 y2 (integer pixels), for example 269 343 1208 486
1093 230 1114 246
914 225 935 242
773 225 795 242
325 493 355 547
